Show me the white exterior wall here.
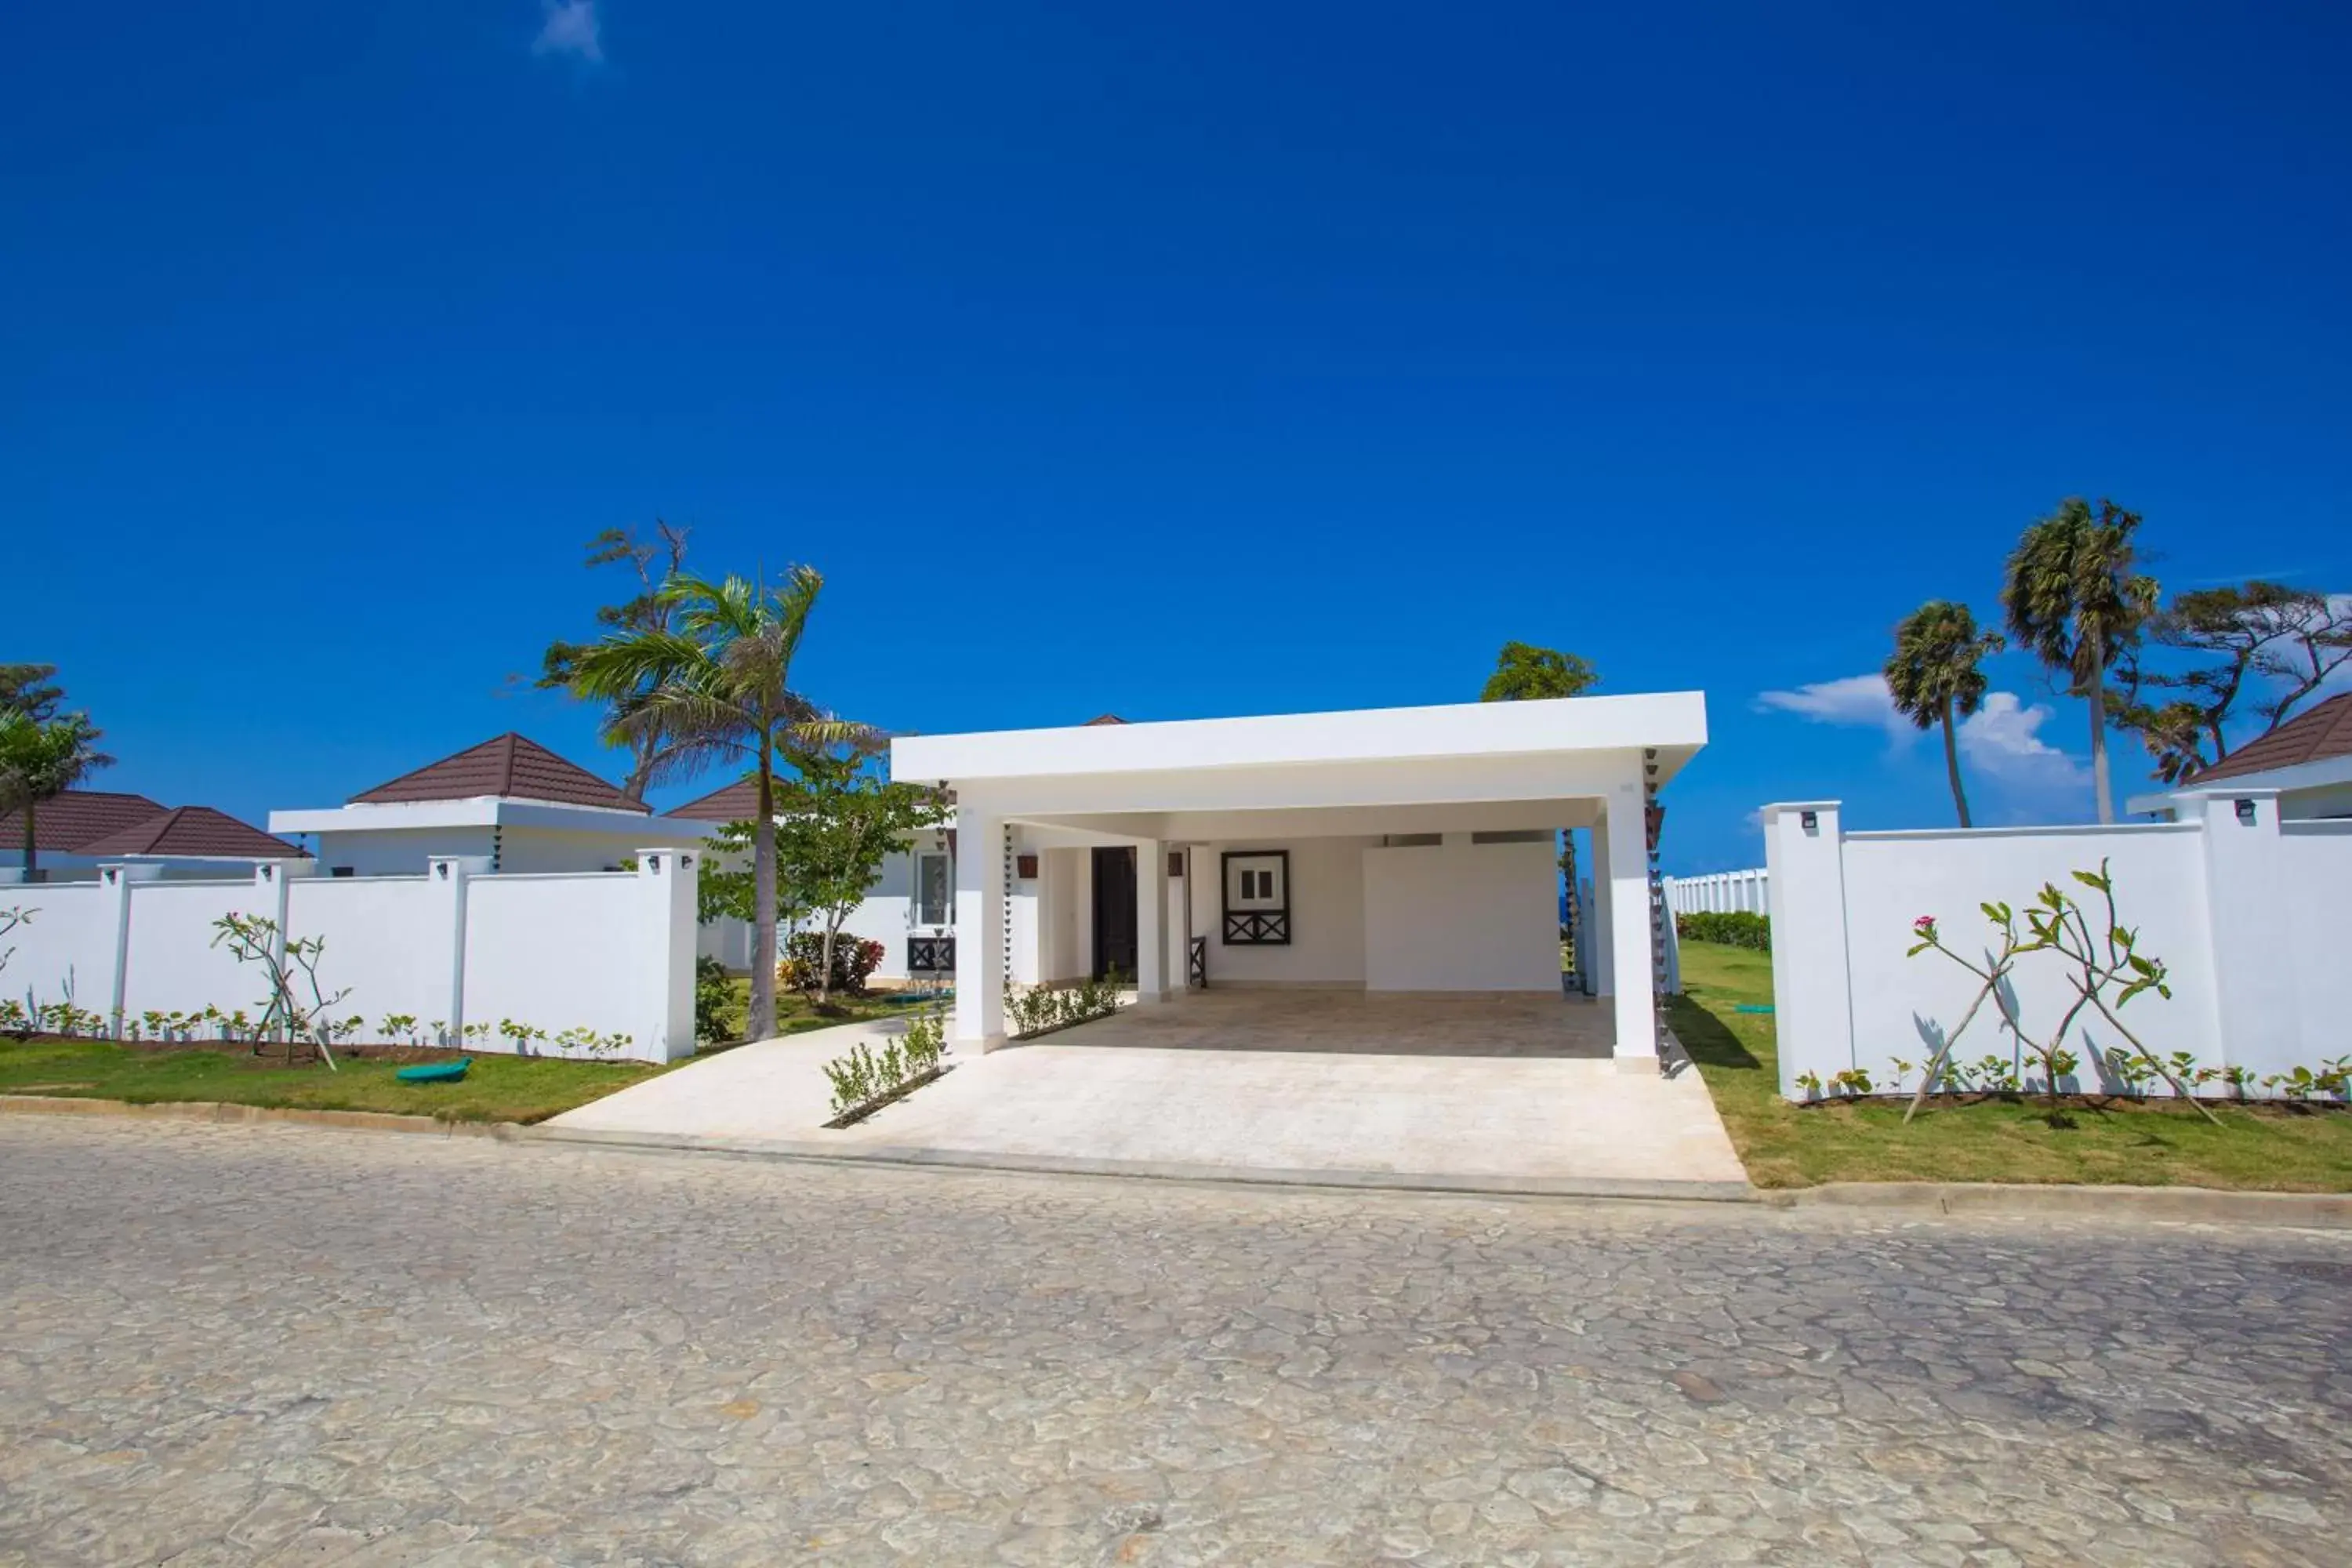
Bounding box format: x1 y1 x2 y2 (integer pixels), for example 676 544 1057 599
2 855 699 1062
2282 822 2352 1045
120 880 280 1022
1189 837 1376 987
311 827 497 877
5 877 122 1012
1362 838 1559 991
285 875 452 1033
1766 793 2348 1099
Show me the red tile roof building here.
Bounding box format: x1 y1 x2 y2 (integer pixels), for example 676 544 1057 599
350 733 647 812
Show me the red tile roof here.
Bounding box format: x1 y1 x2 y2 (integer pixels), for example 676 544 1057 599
663 777 761 822
351 733 648 812
0 789 169 851
2183 694 2352 786
74 807 308 861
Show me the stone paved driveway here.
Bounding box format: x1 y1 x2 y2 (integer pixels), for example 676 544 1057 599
1 1118 2348 1566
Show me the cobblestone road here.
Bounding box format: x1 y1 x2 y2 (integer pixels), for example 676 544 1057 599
2 1119 2348 1566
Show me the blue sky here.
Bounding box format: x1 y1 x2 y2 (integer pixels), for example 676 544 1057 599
7 2 2347 874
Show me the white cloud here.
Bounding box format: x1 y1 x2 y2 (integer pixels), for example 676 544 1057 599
1956 691 2089 793
1756 672 2093 820
533 0 602 63
1753 674 1912 744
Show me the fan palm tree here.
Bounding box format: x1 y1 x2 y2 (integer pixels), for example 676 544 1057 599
1884 601 2004 827
571 568 863 1041
0 710 113 879
2000 499 2159 824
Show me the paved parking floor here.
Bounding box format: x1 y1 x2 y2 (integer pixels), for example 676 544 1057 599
3 1116 2350 1566
555 991 1748 1189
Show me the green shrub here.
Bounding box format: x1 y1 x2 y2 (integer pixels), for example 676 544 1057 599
694 955 737 1045
1675 909 1770 951
780 934 886 996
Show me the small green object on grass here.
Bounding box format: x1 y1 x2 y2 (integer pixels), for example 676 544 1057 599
395 1058 472 1084
1733 1004 1775 1014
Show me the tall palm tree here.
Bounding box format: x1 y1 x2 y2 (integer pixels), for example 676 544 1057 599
0 711 113 879
1884 601 2004 827
572 568 861 1041
2000 498 2159 824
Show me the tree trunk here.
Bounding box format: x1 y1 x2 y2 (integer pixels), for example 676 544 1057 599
816 920 839 1009
748 757 779 1041
20 797 35 880
1940 701 1973 829
2086 644 2115 825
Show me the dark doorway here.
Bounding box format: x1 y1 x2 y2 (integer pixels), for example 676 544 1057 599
1091 845 1138 979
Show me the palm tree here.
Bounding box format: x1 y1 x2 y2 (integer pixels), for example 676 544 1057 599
0 711 113 879
1884 601 2004 827
2000 499 2159 824
572 568 862 1041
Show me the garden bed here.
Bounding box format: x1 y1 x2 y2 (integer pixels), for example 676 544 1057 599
822 1063 954 1129
1675 941 2352 1192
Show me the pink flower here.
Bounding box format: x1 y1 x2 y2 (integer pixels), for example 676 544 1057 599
1913 915 1937 937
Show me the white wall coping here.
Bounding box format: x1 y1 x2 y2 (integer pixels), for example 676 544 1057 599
1847 822 2201 842
2281 818 2352 835
893 691 1707 785
270 797 720 839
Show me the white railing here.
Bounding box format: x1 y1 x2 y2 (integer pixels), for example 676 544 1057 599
1664 867 1769 916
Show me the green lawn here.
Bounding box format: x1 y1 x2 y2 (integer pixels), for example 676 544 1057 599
1674 940 2352 1191
0 1037 663 1123
709 980 936 1048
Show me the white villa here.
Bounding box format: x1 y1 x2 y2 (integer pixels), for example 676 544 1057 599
2125 692 2352 822
269 733 713 876
891 692 1707 1067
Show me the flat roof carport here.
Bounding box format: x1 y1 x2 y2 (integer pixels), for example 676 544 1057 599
891 693 1708 1069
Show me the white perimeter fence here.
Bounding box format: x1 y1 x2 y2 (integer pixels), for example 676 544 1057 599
0 850 699 1063
1665 867 1769 916
1762 792 2351 1102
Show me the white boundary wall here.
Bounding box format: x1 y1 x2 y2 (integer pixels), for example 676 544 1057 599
1665 868 1769 916
2 850 699 1062
1762 791 2350 1101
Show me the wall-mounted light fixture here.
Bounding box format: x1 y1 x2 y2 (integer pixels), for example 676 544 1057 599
1799 810 1818 831
2235 798 2257 826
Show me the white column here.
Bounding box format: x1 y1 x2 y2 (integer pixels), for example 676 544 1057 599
634 846 700 1062
2190 789 2301 1083
92 863 158 1036
426 855 474 1047
953 808 1007 1050
1601 781 1656 1065
1136 838 1167 1004
1762 801 1853 1099
1588 814 1616 996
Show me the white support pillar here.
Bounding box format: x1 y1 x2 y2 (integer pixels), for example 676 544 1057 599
2190 789 2302 1080
92 863 159 1037
635 845 701 1062
1136 837 1167 1004
953 808 1007 1051
426 855 478 1047
1762 801 1853 1099
1588 814 1616 996
1601 781 1657 1066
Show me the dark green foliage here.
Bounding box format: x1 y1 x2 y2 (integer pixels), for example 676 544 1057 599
694 955 738 1044
1675 910 1769 951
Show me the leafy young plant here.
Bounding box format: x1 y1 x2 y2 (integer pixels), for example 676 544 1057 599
1904 861 2217 1126
209 913 347 1071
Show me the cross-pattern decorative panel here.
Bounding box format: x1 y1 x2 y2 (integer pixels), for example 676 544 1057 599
1223 909 1290 946
907 935 956 974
